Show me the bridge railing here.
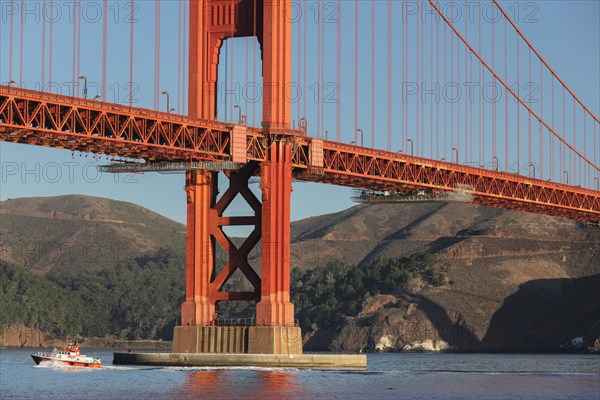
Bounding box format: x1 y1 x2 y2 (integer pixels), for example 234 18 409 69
210 318 300 328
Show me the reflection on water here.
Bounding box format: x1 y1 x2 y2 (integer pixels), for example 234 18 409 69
257 371 301 399
174 369 302 400
177 370 224 398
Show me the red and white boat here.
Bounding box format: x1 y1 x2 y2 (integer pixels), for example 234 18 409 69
31 342 101 368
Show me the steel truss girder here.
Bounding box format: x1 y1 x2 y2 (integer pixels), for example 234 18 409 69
1 86 598 222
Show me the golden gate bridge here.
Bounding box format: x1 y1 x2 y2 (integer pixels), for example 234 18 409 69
1 0 598 355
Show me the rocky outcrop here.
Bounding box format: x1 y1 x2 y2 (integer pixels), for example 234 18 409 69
305 272 600 352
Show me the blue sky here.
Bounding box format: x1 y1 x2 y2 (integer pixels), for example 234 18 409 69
1 0 598 226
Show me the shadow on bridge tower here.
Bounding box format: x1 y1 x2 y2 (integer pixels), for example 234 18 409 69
172 0 302 354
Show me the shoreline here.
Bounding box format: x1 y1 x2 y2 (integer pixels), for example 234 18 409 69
3 345 597 355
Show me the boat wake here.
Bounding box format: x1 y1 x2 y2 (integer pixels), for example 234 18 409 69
34 360 95 371
101 365 145 371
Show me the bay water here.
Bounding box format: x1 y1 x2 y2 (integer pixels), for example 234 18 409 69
1 349 598 399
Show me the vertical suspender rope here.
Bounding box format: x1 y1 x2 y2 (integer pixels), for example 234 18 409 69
516 29 520 172
76 2 81 94
504 17 508 171
478 0 483 166
19 0 24 86
9 0 14 83
456 18 461 163
49 1 54 89
177 0 181 113
183 1 188 116
467 11 472 164
102 0 107 101
387 0 392 151
229 0 233 121
298 0 302 126
551 72 554 181
129 0 134 107
71 0 76 96
321 0 325 137
154 1 160 110
444 24 447 160
402 0 406 150
592 122 596 188
430 8 434 157
337 0 342 141
573 99 576 183
528 48 531 170
450 21 453 159
354 0 358 139
539 60 543 178
302 0 306 126
583 114 586 186
371 0 375 148
491 4 495 163
158 1 161 110
254 0 258 126
420 4 424 156
42 0 46 90
562 86 565 181
463 9 467 164
317 0 322 136
416 6 419 155
436 12 439 159
247 36 250 124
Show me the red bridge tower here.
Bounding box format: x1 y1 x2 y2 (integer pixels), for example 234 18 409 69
173 0 301 354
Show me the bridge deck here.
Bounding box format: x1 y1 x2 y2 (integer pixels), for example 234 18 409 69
1 86 598 222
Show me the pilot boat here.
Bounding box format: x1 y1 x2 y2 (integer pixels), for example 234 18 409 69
31 342 101 368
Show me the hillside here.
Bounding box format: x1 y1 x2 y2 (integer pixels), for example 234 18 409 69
286 202 588 270
0 195 187 343
286 203 599 352
1 195 598 351
0 195 186 275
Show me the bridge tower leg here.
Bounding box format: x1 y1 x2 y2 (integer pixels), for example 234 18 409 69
180 171 216 327
173 0 301 355
250 139 301 354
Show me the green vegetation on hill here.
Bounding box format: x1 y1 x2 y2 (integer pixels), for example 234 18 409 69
0 250 442 341
1 249 184 340
291 254 439 329
0 261 88 337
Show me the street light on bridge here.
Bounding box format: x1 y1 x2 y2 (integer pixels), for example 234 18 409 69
406 138 413 155
355 129 364 147
452 147 459 164
492 155 499 171
78 75 87 98
526 162 536 178
233 105 242 124
160 91 171 113
563 170 569 184
298 118 307 133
